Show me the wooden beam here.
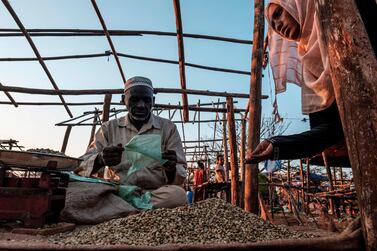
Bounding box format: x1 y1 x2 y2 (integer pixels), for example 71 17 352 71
0 52 252 76
245 0 264 214
102 94 112 122
88 109 98 147
0 84 268 99
183 139 224 144
173 0 189 122
0 28 253 44
316 1 377 249
60 126 72 153
227 97 239 206
306 158 310 214
222 104 229 182
0 82 17 107
91 0 126 83
322 152 335 215
240 118 246 208
1 0 73 118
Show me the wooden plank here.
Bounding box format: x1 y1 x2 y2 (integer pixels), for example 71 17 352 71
244 0 264 214
316 1 377 248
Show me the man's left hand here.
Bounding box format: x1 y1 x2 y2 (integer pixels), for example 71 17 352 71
162 150 177 171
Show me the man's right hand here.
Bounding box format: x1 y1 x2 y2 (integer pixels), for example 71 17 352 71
99 144 124 167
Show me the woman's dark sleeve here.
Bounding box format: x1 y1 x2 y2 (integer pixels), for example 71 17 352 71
268 102 344 160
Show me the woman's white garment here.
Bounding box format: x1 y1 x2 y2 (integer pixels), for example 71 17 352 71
266 0 334 114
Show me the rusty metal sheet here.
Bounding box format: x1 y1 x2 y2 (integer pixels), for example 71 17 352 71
0 150 81 170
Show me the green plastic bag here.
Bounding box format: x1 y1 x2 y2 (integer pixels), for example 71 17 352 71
124 134 167 176
65 174 153 209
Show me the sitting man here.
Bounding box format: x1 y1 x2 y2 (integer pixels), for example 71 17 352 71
61 76 187 224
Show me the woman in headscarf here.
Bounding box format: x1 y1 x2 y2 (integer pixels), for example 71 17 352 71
246 0 345 163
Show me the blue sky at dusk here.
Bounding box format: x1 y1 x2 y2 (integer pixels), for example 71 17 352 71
0 0 309 158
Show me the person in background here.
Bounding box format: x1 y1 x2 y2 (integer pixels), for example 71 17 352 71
193 161 206 201
215 154 226 183
193 161 204 187
246 0 344 164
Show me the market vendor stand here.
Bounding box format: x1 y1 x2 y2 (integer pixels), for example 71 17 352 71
0 0 375 250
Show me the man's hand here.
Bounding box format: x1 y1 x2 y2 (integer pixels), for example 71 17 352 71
245 140 273 164
162 150 177 171
99 144 124 167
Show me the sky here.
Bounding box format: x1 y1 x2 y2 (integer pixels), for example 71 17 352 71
0 0 309 159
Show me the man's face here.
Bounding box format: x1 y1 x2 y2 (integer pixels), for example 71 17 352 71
124 86 154 121
267 3 300 41
218 157 224 165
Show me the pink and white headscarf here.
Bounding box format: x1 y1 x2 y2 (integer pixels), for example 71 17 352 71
265 0 334 114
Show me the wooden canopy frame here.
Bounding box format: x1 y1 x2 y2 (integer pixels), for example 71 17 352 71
0 1 376 249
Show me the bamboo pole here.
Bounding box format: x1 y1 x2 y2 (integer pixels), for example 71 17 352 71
60 126 72 153
1 0 73 118
222 104 229 181
173 0 189 122
0 84 269 99
244 0 264 214
91 0 126 83
227 97 239 206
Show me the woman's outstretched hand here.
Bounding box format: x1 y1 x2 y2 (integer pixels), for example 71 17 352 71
245 140 273 164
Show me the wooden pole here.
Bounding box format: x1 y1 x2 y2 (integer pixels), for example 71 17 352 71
60 126 72 153
102 94 112 122
316 1 377 248
1 0 73 118
339 167 344 185
91 0 126 83
226 97 239 206
322 152 335 215
222 104 229 181
0 82 17 107
197 100 201 158
287 160 292 212
299 159 305 207
178 102 186 154
0 84 269 99
173 0 189 122
0 28 253 45
244 0 264 214
306 158 310 214
88 111 98 147
240 118 246 208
